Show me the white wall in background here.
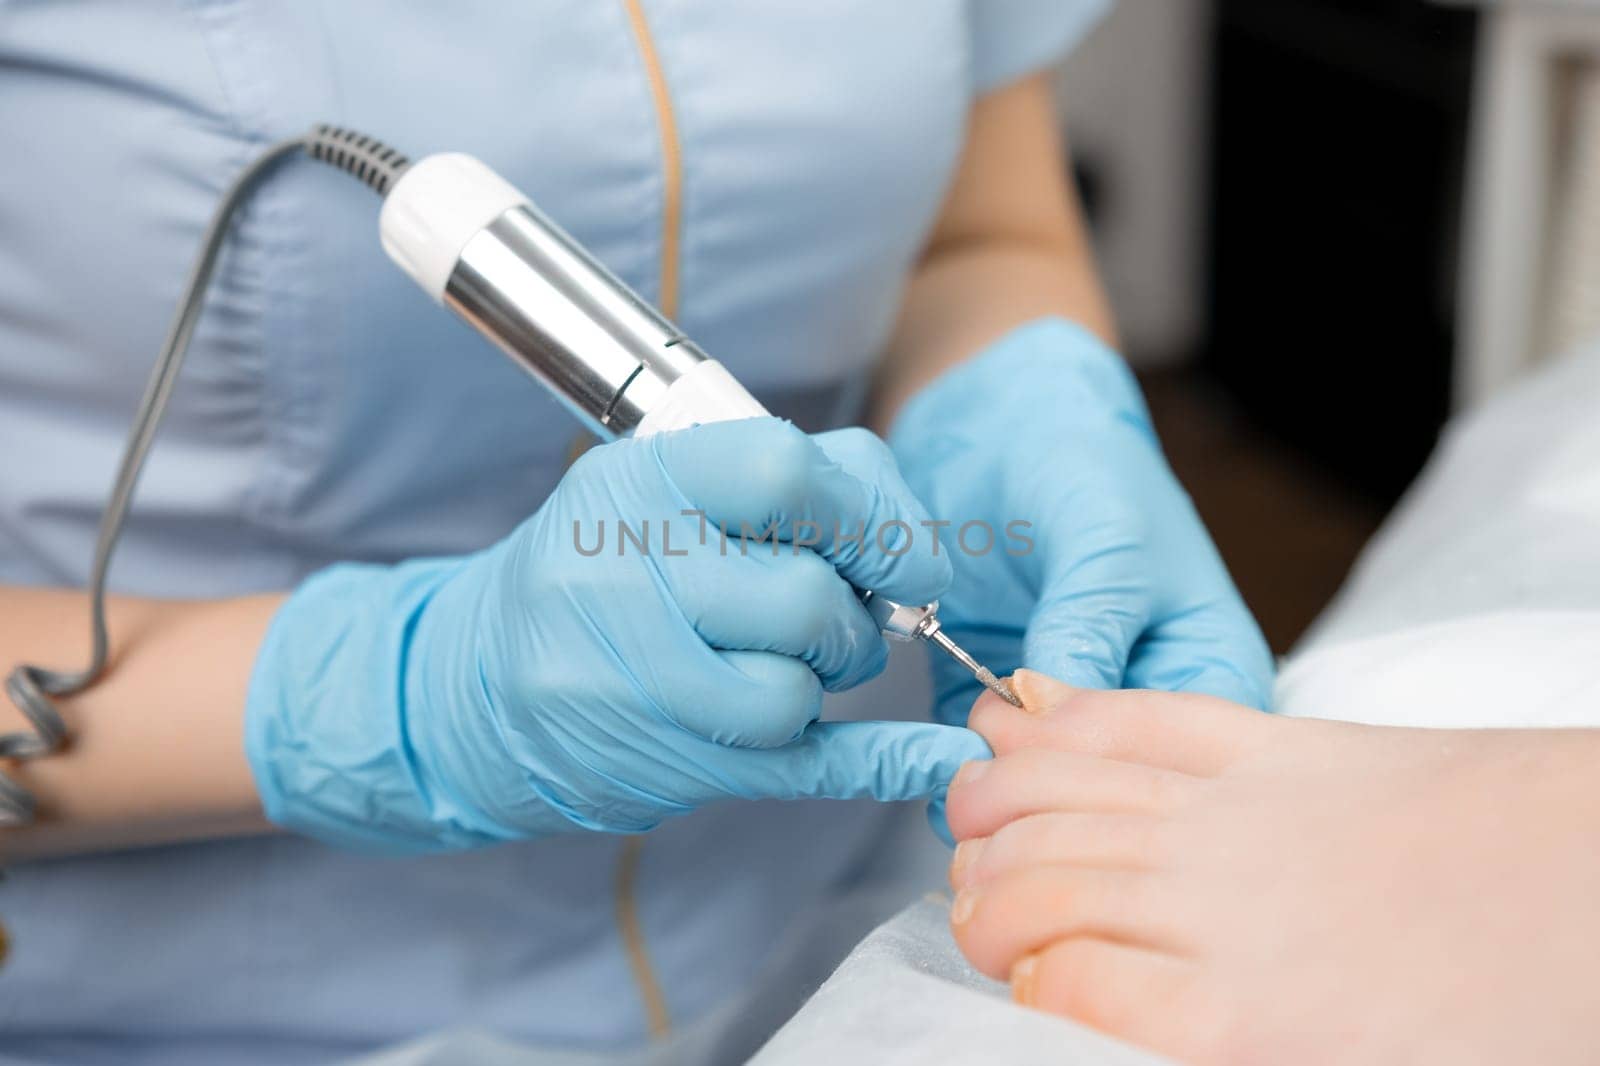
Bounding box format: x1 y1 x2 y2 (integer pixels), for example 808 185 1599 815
1055 0 1216 368
1453 1 1600 407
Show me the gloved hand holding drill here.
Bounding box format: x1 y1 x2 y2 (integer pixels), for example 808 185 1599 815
247 417 991 852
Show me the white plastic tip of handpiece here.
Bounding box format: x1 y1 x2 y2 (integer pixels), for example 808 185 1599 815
379 153 529 303
633 360 770 438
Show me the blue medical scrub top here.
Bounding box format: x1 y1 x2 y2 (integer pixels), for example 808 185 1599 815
0 2 1107 1062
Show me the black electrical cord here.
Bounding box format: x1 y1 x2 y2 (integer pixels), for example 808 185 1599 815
0 126 409 828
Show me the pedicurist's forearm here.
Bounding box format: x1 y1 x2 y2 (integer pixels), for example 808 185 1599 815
869 74 1115 432
876 242 1111 428
0 586 280 860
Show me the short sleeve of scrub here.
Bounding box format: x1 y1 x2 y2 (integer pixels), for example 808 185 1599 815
968 0 1113 93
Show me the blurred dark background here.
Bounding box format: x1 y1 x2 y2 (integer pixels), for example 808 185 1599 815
1058 0 1482 652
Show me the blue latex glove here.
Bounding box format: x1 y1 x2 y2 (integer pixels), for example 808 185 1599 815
891 317 1274 730
246 418 991 853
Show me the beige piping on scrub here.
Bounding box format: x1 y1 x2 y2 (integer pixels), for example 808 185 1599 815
622 0 685 320
613 0 684 1041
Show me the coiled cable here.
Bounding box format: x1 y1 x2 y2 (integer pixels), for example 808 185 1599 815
0 126 408 827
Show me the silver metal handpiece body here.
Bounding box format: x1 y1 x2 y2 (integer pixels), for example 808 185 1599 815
446 205 710 438
379 153 769 440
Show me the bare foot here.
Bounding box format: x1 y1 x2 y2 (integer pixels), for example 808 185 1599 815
944 670 1600 1065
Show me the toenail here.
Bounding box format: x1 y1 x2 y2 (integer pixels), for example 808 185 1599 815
951 887 980 925
1012 954 1039 1006
1011 669 1073 714
952 759 990 790
950 838 986 887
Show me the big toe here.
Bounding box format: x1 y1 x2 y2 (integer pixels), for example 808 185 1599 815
969 669 1276 776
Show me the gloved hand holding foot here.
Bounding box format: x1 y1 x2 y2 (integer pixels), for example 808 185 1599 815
890 318 1274 726
246 417 991 853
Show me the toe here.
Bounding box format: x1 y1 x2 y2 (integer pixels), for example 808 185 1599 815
970 669 1275 776
1018 938 1201 1055
954 812 1167 889
949 866 1177 981
944 748 1194 842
